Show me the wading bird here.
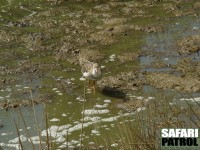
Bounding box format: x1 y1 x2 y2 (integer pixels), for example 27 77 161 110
79 57 101 95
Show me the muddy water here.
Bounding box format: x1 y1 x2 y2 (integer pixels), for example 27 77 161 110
0 0 200 149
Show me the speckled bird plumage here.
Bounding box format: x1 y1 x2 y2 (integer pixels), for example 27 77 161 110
78 56 101 95
79 57 101 80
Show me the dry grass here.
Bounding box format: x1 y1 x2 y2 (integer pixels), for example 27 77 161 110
114 93 200 150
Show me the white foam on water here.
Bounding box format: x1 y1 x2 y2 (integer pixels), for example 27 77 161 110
101 116 118 122
96 133 101 136
55 136 65 143
76 97 84 102
58 145 67 148
60 129 71 136
50 118 60 122
179 97 200 102
193 27 198 30
69 145 75 149
40 111 138 145
109 54 116 59
99 145 105 148
0 143 5 146
83 109 110 115
71 78 75 81
136 107 146 112
89 142 95 145
68 122 94 133
94 104 108 108
77 143 84 147
82 116 101 122
136 96 143 100
109 58 115 62
16 85 21 87
71 140 80 145
29 136 45 144
58 124 72 131
5 95 10 98
148 97 155 100
61 141 73 147
73 121 79 124
62 113 67 117
1 132 13 136
105 128 111 130
91 130 100 134
9 135 27 143
80 77 86 81
52 88 58 91
104 99 111 103
111 143 118 147
5 144 20 150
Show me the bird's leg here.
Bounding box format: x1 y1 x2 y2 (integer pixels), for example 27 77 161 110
88 79 91 88
92 80 96 95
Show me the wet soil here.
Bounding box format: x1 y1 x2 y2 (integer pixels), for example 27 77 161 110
0 0 200 110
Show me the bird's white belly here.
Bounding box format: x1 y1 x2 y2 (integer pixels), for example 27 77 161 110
83 72 90 78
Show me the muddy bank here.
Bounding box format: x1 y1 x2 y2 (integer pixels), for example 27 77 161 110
98 71 143 92
0 93 53 110
145 73 200 93
176 35 200 55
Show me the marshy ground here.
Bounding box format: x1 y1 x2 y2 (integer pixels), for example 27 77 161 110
0 0 200 149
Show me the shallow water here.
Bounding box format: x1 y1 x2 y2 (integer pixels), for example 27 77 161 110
0 1 200 149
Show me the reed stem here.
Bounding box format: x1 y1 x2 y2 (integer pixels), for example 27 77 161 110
80 79 87 149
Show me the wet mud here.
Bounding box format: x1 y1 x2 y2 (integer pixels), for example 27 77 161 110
0 0 200 119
